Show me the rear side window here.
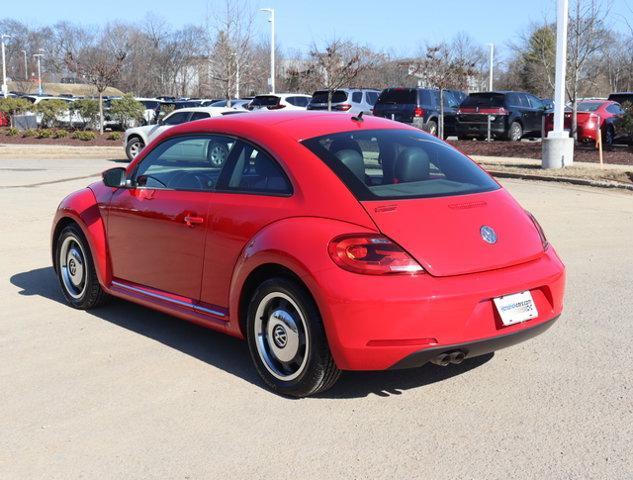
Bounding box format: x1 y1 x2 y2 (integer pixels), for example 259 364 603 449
352 92 362 103
222 142 292 195
311 90 348 103
251 95 280 107
302 129 499 200
376 89 417 105
461 93 506 108
365 91 379 105
190 112 210 121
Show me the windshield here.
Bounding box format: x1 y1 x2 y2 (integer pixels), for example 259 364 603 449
302 129 499 200
311 90 348 103
461 93 506 108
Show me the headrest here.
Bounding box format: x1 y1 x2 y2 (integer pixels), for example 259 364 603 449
395 147 430 182
330 137 362 156
335 149 366 182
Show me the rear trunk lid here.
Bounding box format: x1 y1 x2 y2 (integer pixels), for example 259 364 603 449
361 189 544 277
373 88 417 123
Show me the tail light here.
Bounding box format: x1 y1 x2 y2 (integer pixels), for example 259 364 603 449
334 104 352 111
414 107 425 117
526 211 549 250
328 234 424 275
267 104 286 110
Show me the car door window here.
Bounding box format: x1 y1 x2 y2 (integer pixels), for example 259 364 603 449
134 135 236 191
190 112 211 121
526 95 543 109
221 141 292 195
352 92 362 103
607 104 624 115
366 91 379 105
162 111 191 125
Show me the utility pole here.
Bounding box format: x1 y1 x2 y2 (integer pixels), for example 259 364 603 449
235 58 240 99
1 34 11 96
486 43 494 142
542 0 574 168
33 51 44 95
260 8 275 94
21 49 27 80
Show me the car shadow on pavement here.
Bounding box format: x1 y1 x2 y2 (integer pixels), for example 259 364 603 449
10 266 493 400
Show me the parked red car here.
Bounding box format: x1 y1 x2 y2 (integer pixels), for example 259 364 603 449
51 111 565 397
544 100 624 146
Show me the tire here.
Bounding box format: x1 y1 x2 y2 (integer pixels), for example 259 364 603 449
207 141 229 168
246 277 341 397
603 126 615 150
506 121 523 141
55 224 108 309
125 137 144 161
426 120 438 136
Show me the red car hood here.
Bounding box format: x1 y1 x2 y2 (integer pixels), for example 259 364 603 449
361 189 545 277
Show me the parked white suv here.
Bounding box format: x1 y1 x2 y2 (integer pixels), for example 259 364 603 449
246 93 312 111
123 107 239 160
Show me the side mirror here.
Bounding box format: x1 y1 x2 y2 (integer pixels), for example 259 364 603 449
102 167 127 188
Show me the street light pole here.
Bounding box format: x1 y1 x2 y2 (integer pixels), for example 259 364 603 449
486 43 494 142
1 34 11 96
260 8 275 94
542 0 573 169
21 49 27 80
33 52 44 95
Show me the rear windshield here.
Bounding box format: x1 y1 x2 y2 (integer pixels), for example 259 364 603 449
251 95 280 106
311 90 348 103
141 100 160 109
302 129 499 200
376 89 417 105
461 93 506 108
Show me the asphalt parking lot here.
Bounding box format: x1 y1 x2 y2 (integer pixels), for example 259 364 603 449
1 155 632 479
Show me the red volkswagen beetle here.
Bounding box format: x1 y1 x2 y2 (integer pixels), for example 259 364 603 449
51 111 565 397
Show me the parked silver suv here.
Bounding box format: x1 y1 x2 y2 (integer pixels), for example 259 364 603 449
307 88 380 115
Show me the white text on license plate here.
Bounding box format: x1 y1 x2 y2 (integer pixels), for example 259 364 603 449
493 291 538 326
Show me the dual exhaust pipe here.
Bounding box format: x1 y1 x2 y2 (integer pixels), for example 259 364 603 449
431 350 466 366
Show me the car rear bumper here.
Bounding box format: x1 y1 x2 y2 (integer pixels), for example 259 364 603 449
456 120 507 137
315 247 565 371
390 314 558 369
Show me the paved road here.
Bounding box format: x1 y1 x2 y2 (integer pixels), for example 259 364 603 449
1 157 632 479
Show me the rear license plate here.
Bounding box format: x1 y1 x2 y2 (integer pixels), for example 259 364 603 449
493 291 538 326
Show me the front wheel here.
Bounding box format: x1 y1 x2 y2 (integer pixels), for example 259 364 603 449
246 277 341 397
55 224 108 309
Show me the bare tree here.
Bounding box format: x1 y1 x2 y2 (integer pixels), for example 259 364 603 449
566 0 612 139
308 39 377 110
65 28 127 133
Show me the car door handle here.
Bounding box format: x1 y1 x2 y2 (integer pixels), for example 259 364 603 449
184 215 204 227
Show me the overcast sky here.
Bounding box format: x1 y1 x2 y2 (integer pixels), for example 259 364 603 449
5 0 633 59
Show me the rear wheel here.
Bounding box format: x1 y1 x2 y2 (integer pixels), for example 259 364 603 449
426 120 438 136
246 277 341 397
55 224 108 309
506 121 523 141
125 137 144 161
603 125 615 150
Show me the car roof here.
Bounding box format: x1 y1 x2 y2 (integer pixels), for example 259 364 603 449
254 93 311 98
163 110 412 142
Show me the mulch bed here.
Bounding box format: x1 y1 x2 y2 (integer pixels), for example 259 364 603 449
448 139 633 166
0 133 121 147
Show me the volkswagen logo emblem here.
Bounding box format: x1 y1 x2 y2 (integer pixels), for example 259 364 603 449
480 225 497 244
272 324 288 348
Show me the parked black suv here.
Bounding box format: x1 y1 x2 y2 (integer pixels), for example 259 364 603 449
372 87 463 137
455 91 546 141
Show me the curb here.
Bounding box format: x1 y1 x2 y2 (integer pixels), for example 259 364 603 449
486 169 633 192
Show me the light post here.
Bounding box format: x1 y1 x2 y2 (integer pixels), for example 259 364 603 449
21 49 27 80
542 0 574 169
1 34 11 96
486 43 494 142
260 8 275 94
33 50 44 95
